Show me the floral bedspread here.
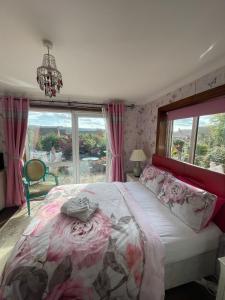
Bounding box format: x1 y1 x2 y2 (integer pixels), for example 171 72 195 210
0 183 164 300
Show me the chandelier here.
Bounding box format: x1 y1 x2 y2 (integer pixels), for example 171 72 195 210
37 40 63 98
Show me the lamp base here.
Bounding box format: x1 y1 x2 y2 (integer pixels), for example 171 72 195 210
133 162 141 177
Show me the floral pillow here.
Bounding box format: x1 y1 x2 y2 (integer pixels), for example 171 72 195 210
158 175 217 232
139 164 167 195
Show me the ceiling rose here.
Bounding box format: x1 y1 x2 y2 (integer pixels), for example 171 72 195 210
37 39 63 98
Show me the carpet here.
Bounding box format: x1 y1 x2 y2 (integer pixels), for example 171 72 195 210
0 201 42 274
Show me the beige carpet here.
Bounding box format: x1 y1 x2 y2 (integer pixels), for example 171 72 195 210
0 201 42 274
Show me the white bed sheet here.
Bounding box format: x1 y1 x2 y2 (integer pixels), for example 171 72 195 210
124 182 222 264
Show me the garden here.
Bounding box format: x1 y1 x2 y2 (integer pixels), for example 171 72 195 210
28 128 107 183
171 114 225 173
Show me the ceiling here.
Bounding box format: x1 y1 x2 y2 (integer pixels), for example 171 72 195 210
1 0 225 104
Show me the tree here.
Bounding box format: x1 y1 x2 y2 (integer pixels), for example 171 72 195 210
195 143 208 156
209 114 225 146
41 134 61 152
208 146 225 165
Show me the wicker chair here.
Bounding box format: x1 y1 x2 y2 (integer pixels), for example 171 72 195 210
23 159 58 215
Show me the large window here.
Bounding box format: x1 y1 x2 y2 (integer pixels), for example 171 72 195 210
26 110 107 184
169 112 225 174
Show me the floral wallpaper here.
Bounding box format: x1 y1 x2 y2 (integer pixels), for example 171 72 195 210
124 65 225 172
123 106 139 172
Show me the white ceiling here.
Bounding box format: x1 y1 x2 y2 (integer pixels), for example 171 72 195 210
1 0 225 104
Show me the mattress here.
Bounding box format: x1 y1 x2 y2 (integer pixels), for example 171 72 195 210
124 182 222 264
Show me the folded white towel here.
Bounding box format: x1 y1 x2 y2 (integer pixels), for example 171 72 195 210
61 196 99 222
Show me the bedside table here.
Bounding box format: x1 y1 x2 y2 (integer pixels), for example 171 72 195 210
217 257 225 300
126 173 140 182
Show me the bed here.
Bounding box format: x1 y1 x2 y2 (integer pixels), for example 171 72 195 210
0 154 225 300
126 181 222 289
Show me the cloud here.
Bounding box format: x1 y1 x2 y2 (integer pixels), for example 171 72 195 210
173 115 213 131
28 112 105 129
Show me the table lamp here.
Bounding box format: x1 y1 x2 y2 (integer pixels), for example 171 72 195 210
130 149 146 177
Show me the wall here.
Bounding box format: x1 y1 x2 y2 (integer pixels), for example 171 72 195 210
124 106 139 172
124 65 225 172
0 103 4 153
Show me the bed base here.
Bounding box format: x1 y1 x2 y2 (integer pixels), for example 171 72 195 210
165 250 217 290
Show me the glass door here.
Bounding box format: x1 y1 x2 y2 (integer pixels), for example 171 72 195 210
27 110 74 184
27 110 107 185
75 113 107 183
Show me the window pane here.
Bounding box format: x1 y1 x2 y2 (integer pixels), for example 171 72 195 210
78 116 107 183
27 111 74 184
194 113 225 174
170 118 193 162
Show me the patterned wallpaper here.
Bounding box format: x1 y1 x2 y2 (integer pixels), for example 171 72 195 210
124 65 225 172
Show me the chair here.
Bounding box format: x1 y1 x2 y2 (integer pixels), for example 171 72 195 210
23 159 59 215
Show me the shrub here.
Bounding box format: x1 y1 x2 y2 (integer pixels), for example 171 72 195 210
208 146 225 165
41 134 61 152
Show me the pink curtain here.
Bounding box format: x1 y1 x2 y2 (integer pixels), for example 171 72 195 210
105 102 125 182
1 97 29 207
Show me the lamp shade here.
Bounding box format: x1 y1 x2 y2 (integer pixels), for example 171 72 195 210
130 149 146 162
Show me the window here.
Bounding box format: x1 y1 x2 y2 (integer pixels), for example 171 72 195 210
26 110 107 184
170 118 193 162
194 113 225 172
78 115 107 183
169 112 225 174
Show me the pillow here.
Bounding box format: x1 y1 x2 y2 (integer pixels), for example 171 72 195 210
176 176 225 223
158 175 217 232
139 164 168 195
176 175 205 190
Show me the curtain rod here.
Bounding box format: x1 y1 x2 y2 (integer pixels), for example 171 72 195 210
29 99 135 109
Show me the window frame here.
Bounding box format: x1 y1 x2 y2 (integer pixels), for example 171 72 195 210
169 116 199 164
156 83 225 157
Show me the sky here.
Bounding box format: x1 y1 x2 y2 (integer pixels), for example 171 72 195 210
173 115 212 131
29 111 218 131
28 111 105 129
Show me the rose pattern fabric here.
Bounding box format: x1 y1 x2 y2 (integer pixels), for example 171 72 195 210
0 183 148 300
139 164 167 195
158 175 217 231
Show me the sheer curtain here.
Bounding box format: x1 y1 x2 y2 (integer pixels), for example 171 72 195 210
1 97 29 207
103 102 125 182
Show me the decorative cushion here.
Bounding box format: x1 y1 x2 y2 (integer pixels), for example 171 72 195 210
139 164 168 195
158 175 217 232
176 175 225 224
176 175 205 190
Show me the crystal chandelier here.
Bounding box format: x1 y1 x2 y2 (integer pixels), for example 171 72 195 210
37 40 63 97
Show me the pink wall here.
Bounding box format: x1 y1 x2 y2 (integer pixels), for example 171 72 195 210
124 65 225 172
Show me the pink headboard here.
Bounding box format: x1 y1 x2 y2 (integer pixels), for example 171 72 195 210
152 154 225 231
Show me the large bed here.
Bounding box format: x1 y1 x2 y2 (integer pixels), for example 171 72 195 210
0 154 225 300
126 181 222 289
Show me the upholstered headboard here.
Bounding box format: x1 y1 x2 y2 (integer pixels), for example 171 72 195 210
152 154 225 231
